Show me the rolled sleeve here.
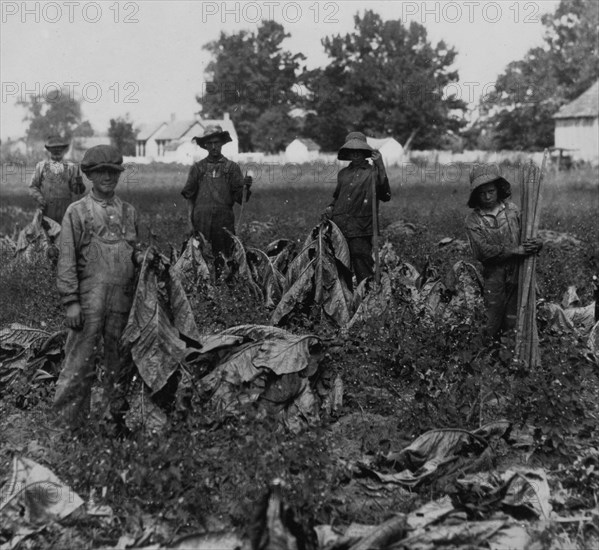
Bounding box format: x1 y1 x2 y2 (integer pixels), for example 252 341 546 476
181 165 200 201
230 163 248 204
28 162 46 206
375 165 391 202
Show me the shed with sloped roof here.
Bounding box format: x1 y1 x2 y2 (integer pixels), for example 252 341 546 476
553 80 599 163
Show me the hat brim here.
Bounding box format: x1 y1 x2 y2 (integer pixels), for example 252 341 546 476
467 176 511 208
193 131 232 149
45 144 70 151
337 138 373 160
82 163 125 174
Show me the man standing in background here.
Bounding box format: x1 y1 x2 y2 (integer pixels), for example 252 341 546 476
181 125 252 278
29 135 85 223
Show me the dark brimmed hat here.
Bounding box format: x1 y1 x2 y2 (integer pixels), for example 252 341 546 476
192 125 232 149
467 163 511 208
337 132 373 161
81 145 125 174
45 135 70 150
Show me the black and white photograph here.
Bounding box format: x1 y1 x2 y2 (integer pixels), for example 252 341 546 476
1 0 598 548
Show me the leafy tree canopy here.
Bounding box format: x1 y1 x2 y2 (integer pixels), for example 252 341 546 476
300 10 467 151
108 116 137 156
18 89 82 143
471 0 599 150
199 20 306 152
72 121 94 138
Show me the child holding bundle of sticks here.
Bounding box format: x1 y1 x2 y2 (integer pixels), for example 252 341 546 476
465 164 543 341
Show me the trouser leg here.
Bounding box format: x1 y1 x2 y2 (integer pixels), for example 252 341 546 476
483 269 508 341
348 237 374 284
45 197 71 224
103 286 134 420
211 210 235 279
53 290 104 428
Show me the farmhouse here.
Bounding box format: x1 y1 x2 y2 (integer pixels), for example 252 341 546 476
134 113 239 164
285 138 321 163
366 136 404 166
553 80 599 164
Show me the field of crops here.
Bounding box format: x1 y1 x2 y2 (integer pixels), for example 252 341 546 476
1 161 598 548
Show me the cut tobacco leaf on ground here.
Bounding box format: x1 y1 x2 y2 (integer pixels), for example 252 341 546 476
0 456 84 533
362 422 510 488
194 324 328 429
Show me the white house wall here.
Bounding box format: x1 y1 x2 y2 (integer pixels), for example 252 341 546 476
555 117 599 162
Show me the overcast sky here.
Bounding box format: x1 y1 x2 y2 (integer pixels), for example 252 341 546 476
1 0 560 141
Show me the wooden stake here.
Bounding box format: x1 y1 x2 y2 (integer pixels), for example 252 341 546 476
515 149 548 367
236 171 250 234
371 171 380 286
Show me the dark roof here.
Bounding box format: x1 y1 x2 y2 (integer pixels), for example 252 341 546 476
553 80 599 119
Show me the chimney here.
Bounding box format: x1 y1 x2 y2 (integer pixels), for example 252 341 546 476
170 113 176 122
223 112 230 121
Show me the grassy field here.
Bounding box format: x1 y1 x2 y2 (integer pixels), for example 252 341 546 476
2 161 597 323
1 162 598 548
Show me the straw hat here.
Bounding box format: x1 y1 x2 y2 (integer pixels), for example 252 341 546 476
337 131 373 161
192 125 232 149
467 164 511 208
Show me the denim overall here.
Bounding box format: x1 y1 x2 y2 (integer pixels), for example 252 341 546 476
42 161 75 223
54 196 136 427
192 163 235 266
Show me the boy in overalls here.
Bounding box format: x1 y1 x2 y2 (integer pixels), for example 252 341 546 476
181 125 252 277
29 135 85 223
54 145 143 432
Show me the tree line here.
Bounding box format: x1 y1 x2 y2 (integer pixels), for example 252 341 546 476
14 0 598 155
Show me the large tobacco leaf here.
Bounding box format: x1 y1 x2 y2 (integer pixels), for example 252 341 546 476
271 221 352 326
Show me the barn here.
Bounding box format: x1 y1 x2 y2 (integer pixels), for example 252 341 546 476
366 137 404 166
285 138 321 163
553 80 599 164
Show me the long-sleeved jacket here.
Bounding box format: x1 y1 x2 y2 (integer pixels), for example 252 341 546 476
57 193 139 306
330 160 391 238
465 201 521 266
181 156 248 208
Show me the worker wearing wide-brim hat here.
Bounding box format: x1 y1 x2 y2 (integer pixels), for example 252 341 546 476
465 163 542 340
324 131 391 286
181 124 252 278
29 135 85 223
54 145 146 434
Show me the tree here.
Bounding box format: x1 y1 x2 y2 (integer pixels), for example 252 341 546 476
473 0 599 150
108 116 137 156
18 88 82 143
252 107 298 153
300 11 467 151
199 20 305 152
72 121 94 137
